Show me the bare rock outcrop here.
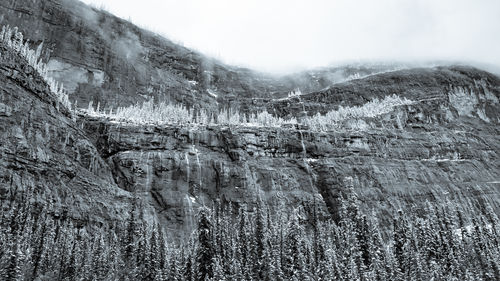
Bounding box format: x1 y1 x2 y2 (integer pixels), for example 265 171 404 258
0 44 133 225
0 0 405 111
80 68 500 233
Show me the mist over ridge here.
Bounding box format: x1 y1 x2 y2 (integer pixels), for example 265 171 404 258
79 0 500 74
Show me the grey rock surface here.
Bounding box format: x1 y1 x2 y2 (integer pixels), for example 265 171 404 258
0 0 404 111
1 0 499 240
80 68 500 233
0 44 134 225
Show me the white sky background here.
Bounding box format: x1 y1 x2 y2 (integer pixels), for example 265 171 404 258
80 0 500 74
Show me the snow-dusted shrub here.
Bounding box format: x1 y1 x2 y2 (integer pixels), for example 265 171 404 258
83 100 206 126
287 88 302 98
345 72 361 81
247 111 297 127
109 101 198 125
216 109 296 127
0 25 71 110
87 95 411 130
302 94 414 131
88 99 299 128
216 108 244 126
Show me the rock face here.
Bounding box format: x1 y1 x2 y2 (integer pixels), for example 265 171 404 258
1 0 499 240
0 0 404 111
0 44 133 225
269 66 500 118
80 66 500 234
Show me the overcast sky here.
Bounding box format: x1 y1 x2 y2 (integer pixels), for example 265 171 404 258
80 0 500 73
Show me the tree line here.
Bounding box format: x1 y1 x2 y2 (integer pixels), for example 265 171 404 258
0 185 499 281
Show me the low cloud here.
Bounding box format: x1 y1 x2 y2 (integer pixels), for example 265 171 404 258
80 0 500 74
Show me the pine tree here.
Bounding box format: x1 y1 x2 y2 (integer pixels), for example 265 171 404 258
91 232 107 280
483 203 500 249
424 202 443 263
219 202 234 278
125 198 139 262
196 208 214 281
146 223 164 281
30 213 48 279
183 242 194 281
228 230 243 281
283 211 307 280
393 209 409 276
254 203 272 280
213 200 223 258
358 215 371 269
347 253 361 281
61 229 80 281
385 244 403 281
3 241 24 281
237 205 250 277
37 216 56 277
339 180 366 275
0 229 8 278
79 240 93 281
169 249 182 281
471 217 495 281
157 224 168 280
212 255 227 281
367 215 387 281
310 201 322 278
107 230 122 281
133 220 149 280
55 221 71 280
272 244 285 281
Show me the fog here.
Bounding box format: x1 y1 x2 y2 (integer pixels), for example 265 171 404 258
80 0 500 74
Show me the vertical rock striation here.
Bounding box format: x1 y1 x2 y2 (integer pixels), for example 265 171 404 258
80 69 500 233
0 44 133 225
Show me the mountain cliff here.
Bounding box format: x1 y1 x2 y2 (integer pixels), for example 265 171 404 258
79 65 500 233
0 0 403 111
0 0 499 240
0 42 135 225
